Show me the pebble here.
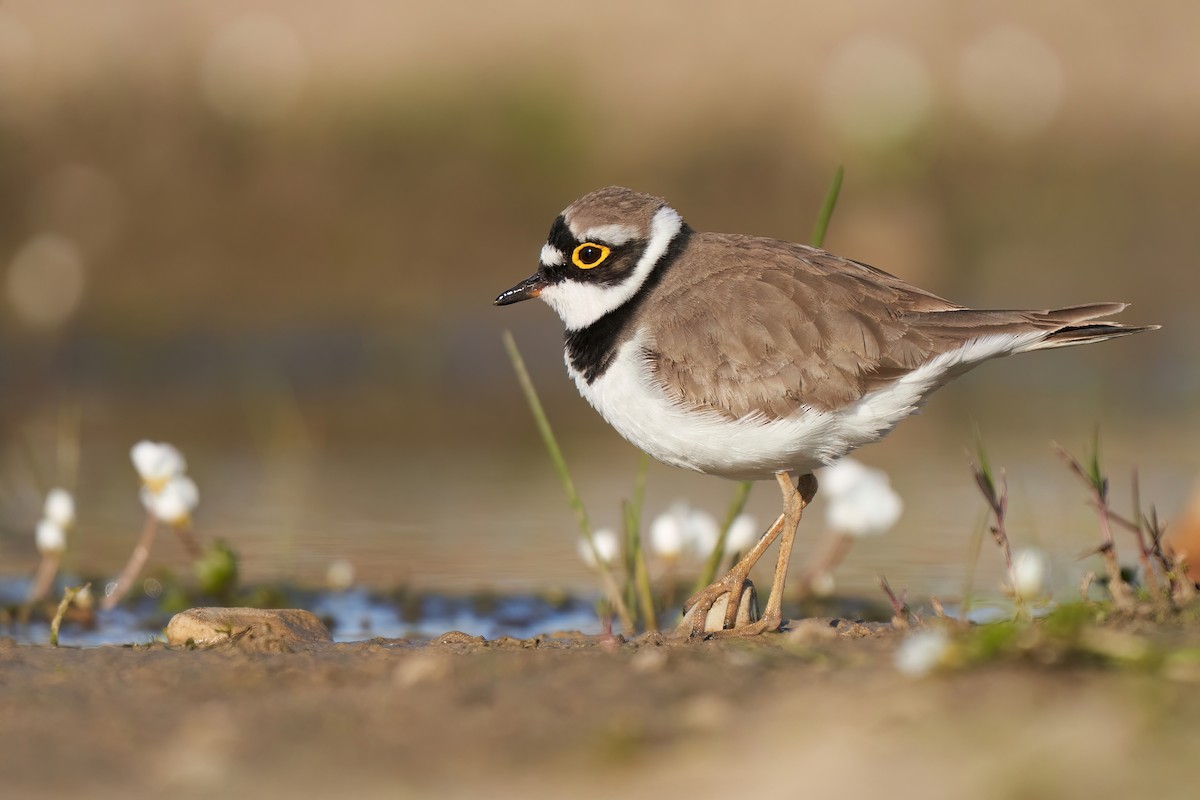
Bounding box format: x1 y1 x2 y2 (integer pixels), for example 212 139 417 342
785 618 840 646
434 631 486 645
165 607 331 649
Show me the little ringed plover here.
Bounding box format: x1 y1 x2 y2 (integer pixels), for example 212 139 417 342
495 185 1157 637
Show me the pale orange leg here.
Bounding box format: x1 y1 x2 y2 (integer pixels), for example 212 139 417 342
680 509 787 637
681 471 817 638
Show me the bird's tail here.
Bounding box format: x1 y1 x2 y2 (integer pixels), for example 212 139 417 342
1015 303 1160 352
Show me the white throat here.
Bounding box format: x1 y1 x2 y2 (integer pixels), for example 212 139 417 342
539 205 683 331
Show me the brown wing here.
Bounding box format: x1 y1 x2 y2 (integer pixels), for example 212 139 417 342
645 234 1149 419
645 234 962 418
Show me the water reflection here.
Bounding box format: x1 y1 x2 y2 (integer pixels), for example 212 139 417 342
2 401 1193 630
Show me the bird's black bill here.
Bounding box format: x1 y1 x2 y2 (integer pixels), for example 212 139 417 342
494 273 547 306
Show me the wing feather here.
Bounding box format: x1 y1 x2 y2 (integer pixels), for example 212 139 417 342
642 233 1137 419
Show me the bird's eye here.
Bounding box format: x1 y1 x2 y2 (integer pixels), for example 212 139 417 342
572 242 611 269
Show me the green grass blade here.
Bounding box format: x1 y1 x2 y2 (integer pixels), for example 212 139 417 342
627 455 657 630
622 500 638 626
959 509 988 622
502 330 635 632
809 164 844 249
625 508 657 633
50 583 89 647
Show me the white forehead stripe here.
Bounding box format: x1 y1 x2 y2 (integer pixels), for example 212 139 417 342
540 205 683 331
540 243 565 266
573 222 641 246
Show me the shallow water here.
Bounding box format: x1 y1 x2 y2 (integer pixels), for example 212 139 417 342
3 575 1033 647
2 577 607 646
2 368 1195 646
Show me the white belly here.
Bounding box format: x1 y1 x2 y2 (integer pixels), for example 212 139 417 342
567 330 1042 480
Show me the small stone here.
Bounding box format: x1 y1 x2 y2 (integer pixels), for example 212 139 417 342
165 607 331 650
832 619 878 638
544 630 587 640
634 630 667 647
785 617 839 646
434 631 486 645
491 636 525 648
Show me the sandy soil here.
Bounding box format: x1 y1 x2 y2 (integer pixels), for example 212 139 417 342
2 619 1198 800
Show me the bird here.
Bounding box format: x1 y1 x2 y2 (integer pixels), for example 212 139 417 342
495 185 1157 637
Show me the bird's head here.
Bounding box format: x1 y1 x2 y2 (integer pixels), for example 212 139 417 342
495 186 685 330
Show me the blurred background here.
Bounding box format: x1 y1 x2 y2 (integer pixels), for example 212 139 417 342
0 1 1195 603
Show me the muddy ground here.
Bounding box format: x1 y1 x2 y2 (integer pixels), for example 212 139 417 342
2 618 1199 800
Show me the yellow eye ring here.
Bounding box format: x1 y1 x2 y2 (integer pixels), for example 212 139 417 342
572 242 611 269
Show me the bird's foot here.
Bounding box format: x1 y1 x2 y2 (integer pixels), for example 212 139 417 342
676 578 759 638
701 612 782 639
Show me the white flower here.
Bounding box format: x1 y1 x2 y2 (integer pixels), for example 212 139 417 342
819 457 873 496
130 440 187 488
650 501 722 559
577 528 620 569
683 508 720 556
649 510 685 559
894 629 951 677
43 487 75 529
1010 547 1049 601
724 513 759 554
326 559 356 591
141 475 199 525
809 571 836 598
820 458 903 538
36 518 66 554
74 584 95 609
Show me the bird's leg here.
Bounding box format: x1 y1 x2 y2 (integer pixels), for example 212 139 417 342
701 471 818 638
680 509 788 637
755 471 818 631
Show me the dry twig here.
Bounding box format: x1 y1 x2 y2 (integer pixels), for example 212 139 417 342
1053 440 1134 607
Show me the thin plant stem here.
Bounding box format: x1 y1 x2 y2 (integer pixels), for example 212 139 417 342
26 551 61 605
173 523 204 560
879 575 910 629
630 454 649 519
959 508 988 622
1052 440 1133 607
969 439 1012 571
694 480 753 593
101 512 159 611
502 330 635 633
50 583 89 647
620 457 650 623
1128 468 1163 598
625 499 657 632
795 531 852 599
633 552 656 632
622 502 639 626
625 455 657 631
659 558 680 615
810 164 845 249
18 551 61 625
